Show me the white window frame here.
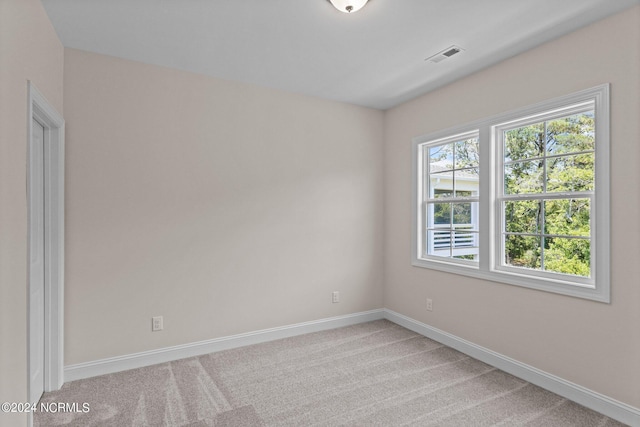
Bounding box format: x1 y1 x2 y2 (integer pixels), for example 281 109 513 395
412 84 610 302
420 131 480 267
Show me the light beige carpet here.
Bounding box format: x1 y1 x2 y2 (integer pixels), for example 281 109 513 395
35 320 627 426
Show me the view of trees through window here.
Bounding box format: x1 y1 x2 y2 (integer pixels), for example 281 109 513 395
501 111 594 277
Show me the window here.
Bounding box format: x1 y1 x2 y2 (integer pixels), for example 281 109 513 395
496 107 595 284
422 132 479 264
412 85 610 302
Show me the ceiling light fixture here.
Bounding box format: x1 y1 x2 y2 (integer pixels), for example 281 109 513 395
328 0 369 13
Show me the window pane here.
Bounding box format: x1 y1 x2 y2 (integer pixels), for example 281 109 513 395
452 202 472 225
430 144 453 171
457 202 478 231
544 199 590 237
453 230 478 248
546 153 594 192
454 167 479 197
504 123 544 161
504 235 541 269
505 160 543 194
431 172 453 198
544 237 590 277
452 231 479 260
432 202 451 225
504 200 541 234
428 229 451 257
546 112 595 155
455 138 479 168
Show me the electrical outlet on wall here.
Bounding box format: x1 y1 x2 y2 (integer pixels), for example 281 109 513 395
152 316 163 331
332 291 340 303
426 299 433 311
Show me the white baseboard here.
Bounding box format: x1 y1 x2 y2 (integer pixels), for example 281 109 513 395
64 307 638 426
64 309 384 383
383 308 640 427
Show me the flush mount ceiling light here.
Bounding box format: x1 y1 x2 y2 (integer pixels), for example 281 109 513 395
328 0 369 13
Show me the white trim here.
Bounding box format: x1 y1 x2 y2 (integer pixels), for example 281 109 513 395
27 82 65 398
64 309 384 382
383 309 640 427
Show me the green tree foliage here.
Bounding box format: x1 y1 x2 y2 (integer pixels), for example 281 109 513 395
503 112 594 276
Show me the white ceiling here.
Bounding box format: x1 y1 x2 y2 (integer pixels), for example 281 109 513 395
41 0 639 110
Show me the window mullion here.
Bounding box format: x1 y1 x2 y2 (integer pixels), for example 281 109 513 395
479 126 492 272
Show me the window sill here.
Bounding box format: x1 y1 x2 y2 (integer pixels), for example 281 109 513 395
411 257 609 303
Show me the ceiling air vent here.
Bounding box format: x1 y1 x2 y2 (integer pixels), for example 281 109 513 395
426 45 464 63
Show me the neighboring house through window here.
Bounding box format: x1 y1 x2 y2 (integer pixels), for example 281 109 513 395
424 133 479 262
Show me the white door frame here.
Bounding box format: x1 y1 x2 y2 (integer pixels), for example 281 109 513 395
27 81 65 401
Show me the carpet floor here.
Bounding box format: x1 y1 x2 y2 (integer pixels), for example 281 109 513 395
35 320 627 426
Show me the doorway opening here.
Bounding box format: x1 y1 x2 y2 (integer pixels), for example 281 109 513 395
27 81 65 404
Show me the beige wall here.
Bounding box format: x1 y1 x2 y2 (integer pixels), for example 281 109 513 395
383 6 640 408
2 2 638 422
63 49 384 364
0 0 64 426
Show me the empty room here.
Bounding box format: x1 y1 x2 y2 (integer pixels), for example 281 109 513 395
1 0 639 426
